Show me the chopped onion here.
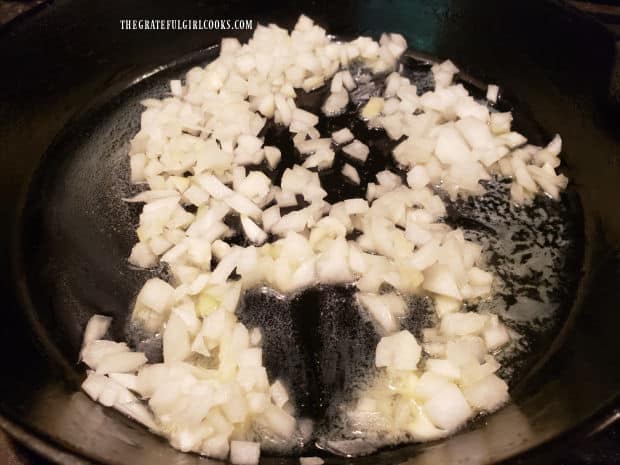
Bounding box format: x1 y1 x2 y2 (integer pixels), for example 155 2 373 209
342 163 360 184
342 139 369 162
95 351 147 375
407 166 430 189
202 434 230 459
262 205 281 232
375 330 421 370
240 215 267 245
256 405 297 438
81 12 569 459
264 146 282 169
81 372 108 401
80 315 112 354
163 312 190 363
462 374 509 411
300 457 324 465
361 97 385 119
440 312 488 337
423 383 472 431
358 292 402 334
230 441 260 465
423 264 462 300
332 127 354 145
136 278 175 314
322 90 349 116
270 380 289 408
486 84 499 103
341 70 356 90
490 112 512 134
482 314 510 350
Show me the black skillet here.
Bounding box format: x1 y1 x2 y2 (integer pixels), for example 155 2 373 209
1 0 620 464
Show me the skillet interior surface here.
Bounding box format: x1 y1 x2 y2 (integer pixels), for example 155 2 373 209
1 1 620 464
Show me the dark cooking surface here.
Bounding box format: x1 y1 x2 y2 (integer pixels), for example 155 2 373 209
8 426 620 465
1 1 620 465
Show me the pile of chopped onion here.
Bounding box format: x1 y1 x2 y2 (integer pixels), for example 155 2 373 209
81 13 567 463
369 62 567 203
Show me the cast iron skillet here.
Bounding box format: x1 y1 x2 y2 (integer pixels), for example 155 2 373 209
1 1 620 464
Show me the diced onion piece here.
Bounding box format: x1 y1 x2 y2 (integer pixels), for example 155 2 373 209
483 315 510 350
414 372 453 401
129 242 157 268
361 97 384 119
546 134 562 157
375 330 421 370
490 112 512 134
462 374 509 411
316 238 354 283
407 166 430 189
300 457 324 465
292 108 319 128
330 72 343 93
170 79 183 96
431 59 459 88
197 174 233 199
501 131 527 149
270 380 289 408
262 205 281 232
440 312 488 336
342 163 360 184
332 128 354 145
81 315 112 352
425 358 461 381
275 94 292 127
163 312 190 363
82 372 108 401
423 383 472 431
81 340 130 370
486 84 499 103
357 292 398 334
455 117 494 150
247 392 269 414
183 185 210 207
384 72 402 97
344 198 369 215
136 278 175 314
275 190 297 208
423 264 462 300
108 373 139 391
257 405 296 438
410 239 440 271
322 90 349 116
113 383 159 430
241 215 267 245
230 441 261 465
434 126 472 165
511 156 538 192
225 192 263 219
341 70 356 90
239 348 262 368
201 434 230 460
342 140 369 162
303 149 335 170
264 146 282 169
408 406 447 441
446 336 486 367
96 351 147 375
272 209 312 235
